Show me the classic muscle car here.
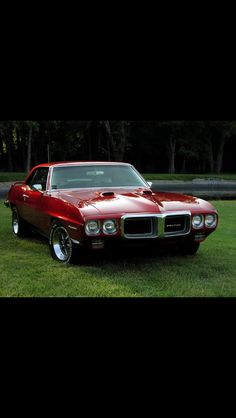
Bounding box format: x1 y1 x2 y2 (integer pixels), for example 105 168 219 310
4 162 218 263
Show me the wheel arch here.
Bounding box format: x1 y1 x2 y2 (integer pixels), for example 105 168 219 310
49 215 83 245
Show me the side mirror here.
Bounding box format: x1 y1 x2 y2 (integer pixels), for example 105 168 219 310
147 181 152 188
32 184 43 192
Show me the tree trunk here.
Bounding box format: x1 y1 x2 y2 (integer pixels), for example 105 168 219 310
88 129 92 160
117 120 126 161
16 128 26 171
27 125 32 172
215 138 225 174
5 130 14 171
103 121 115 160
0 135 5 169
167 136 176 174
181 156 186 174
208 140 215 173
47 131 51 163
0 137 3 157
103 120 128 161
106 134 111 161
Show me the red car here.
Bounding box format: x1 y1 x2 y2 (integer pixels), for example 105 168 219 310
4 161 218 263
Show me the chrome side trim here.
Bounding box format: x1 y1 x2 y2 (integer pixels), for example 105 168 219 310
68 225 78 230
71 239 80 244
121 211 191 239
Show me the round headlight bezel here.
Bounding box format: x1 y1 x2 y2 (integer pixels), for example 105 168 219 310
205 214 217 228
102 219 118 235
192 214 204 229
85 220 101 236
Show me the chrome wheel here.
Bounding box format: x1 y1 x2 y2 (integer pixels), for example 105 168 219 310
51 226 72 262
12 207 30 237
12 210 19 235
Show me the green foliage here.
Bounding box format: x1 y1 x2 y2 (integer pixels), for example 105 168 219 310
0 120 236 174
0 199 236 297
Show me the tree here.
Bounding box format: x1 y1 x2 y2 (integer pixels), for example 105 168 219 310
100 121 131 161
201 121 236 174
176 121 206 173
156 121 186 174
23 121 39 172
1 120 236 174
215 121 236 174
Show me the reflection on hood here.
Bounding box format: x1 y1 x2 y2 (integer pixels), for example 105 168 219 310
54 187 206 217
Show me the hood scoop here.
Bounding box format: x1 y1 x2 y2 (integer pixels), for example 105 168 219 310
100 191 115 197
139 189 153 196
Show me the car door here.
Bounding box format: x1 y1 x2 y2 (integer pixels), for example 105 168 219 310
22 167 49 230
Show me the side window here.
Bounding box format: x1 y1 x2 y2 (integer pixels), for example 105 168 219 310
27 168 49 191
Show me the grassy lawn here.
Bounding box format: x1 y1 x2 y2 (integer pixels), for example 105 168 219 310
0 172 27 182
0 199 236 297
142 173 236 181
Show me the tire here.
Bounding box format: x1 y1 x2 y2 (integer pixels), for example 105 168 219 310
49 222 78 264
178 240 200 256
12 206 31 238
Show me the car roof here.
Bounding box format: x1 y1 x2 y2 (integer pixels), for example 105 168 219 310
33 161 131 169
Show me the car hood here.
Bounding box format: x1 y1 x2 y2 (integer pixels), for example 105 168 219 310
53 188 216 218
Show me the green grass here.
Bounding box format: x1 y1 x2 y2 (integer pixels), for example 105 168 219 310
0 199 236 297
142 173 236 181
0 172 27 182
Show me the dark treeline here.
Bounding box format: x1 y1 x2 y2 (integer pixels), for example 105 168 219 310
0 120 236 174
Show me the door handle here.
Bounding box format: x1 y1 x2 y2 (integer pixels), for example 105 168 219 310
23 194 29 201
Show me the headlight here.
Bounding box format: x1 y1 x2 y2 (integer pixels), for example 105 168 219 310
85 220 101 236
192 215 204 229
205 214 217 228
103 219 117 235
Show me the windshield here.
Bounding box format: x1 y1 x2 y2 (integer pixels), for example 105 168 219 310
50 165 148 190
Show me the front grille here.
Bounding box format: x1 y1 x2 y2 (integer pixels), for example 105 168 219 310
165 215 188 234
124 218 153 236
121 212 191 239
